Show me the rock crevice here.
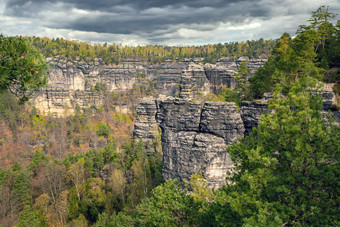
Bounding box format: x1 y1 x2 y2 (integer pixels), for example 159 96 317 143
134 97 247 188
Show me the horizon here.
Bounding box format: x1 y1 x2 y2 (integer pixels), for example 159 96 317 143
1 0 339 46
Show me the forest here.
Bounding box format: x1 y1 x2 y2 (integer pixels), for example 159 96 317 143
0 5 339 227
28 37 275 64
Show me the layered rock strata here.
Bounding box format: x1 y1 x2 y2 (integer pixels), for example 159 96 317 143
133 84 339 189
178 57 268 100
33 57 267 116
133 98 246 188
132 97 159 150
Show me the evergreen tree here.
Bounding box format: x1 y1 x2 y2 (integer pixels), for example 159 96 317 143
211 77 340 226
11 172 31 212
19 205 46 227
135 179 194 226
234 61 252 102
0 35 48 102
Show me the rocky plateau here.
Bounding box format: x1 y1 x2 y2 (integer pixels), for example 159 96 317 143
32 56 266 116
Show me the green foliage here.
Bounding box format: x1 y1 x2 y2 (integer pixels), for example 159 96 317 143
250 6 339 98
299 6 339 67
186 172 211 203
29 150 48 173
28 36 275 65
12 172 31 212
94 212 135 227
94 82 107 93
113 113 132 123
235 61 252 101
135 179 194 226
0 91 24 140
12 162 22 172
0 35 48 102
19 205 47 227
69 213 88 227
96 122 110 138
215 62 252 107
1 6 338 227
0 167 10 186
216 77 340 226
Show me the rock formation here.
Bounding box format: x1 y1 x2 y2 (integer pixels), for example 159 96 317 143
240 101 269 136
132 85 339 188
133 97 247 188
132 97 159 150
178 57 267 100
33 56 267 116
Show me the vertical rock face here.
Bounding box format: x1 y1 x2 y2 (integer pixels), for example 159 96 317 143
132 97 273 188
200 102 245 144
148 61 189 96
178 57 268 99
132 82 339 189
321 83 337 111
34 57 267 116
240 101 269 136
179 63 211 99
132 97 159 150
203 64 237 94
133 98 245 188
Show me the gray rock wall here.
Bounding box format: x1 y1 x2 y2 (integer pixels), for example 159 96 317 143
240 101 269 136
133 97 247 188
33 57 267 116
132 83 339 190
132 97 159 151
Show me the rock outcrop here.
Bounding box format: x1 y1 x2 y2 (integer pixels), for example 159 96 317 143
133 97 246 188
178 57 268 100
132 82 339 189
132 97 159 150
33 57 267 116
179 63 211 99
240 101 269 136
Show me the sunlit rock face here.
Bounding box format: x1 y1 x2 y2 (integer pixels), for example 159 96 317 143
33 57 267 116
132 96 159 151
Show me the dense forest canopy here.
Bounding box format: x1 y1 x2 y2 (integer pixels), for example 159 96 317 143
0 5 339 227
28 36 276 64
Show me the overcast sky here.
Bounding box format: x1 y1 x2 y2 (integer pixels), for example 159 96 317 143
0 0 339 46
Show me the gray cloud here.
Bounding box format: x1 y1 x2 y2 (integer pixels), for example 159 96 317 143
1 0 340 45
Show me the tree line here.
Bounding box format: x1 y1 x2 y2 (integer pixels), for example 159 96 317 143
27 37 275 64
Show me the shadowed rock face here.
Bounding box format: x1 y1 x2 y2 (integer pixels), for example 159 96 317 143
178 58 268 100
240 101 269 136
133 97 246 188
132 82 339 189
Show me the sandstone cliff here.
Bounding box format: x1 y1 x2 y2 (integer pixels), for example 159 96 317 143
132 97 261 188
33 57 267 116
132 85 339 188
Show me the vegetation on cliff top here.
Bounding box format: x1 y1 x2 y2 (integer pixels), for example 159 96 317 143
28 36 276 64
249 5 340 98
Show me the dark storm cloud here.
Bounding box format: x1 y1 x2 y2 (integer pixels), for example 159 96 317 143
2 0 340 45
6 0 239 12
4 0 270 35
